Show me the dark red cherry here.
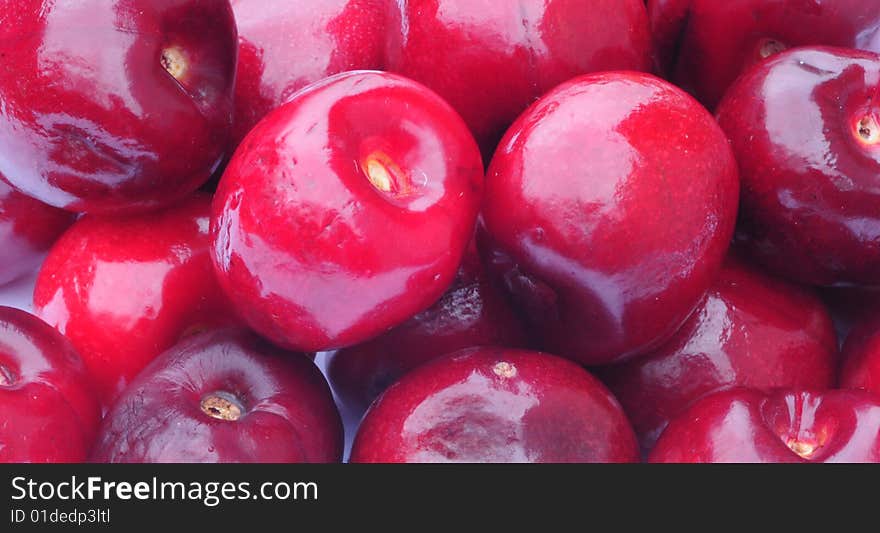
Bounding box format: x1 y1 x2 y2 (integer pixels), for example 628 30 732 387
0 0 237 213
351 347 640 463
91 329 343 463
717 46 880 286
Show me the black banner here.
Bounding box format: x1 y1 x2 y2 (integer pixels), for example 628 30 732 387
0 464 871 529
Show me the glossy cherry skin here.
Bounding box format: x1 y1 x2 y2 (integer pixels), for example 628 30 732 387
649 388 880 463
717 47 880 287
650 0 880 109
327 243 530 414
385 0 652 158
600 254 838 452
481 71 739 366
0 306 101 463
212 71 484 353
91 329 343 463
34 194 237 405
840 313 880 394
350 347 639 463
0 0 237 214
231 0 386 148
0 180 74 286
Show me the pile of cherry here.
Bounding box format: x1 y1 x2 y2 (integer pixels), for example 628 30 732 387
2 0 880 463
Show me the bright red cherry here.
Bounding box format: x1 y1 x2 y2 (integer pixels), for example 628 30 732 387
34 194 237 405
717 47 880 287
91 329 343 463
212 71 483 353
231 0 386 148
650 0 880 109
0 180 74 287
327 243 529 414
350 347 639 463
481 71 739 366
0 306 100 463
385 0 652 158
0 0 237 214
649 388 880 463
600 254 838 452
841 314 880 394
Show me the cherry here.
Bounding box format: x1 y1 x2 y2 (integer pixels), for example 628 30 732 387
649 388 880 463
0 0 237 213
717 46 880 286
0 306 100 462
212 71 483 353
481 71 739 365
351 347 639 463
91 329 343 463
34 194 237 405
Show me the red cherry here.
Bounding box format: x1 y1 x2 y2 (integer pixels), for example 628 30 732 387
327 243 530 414
91 329 343 463
600 253 839 451
386 0 652 158
0 180 74 286
231 0 387 148
649 388 880 463
0 0 237 213
0 306 100 463
481 71 739 365
34 194 237 405
650 0 880 108
351 347 639 463
717 46 880 286
212 71 483 353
